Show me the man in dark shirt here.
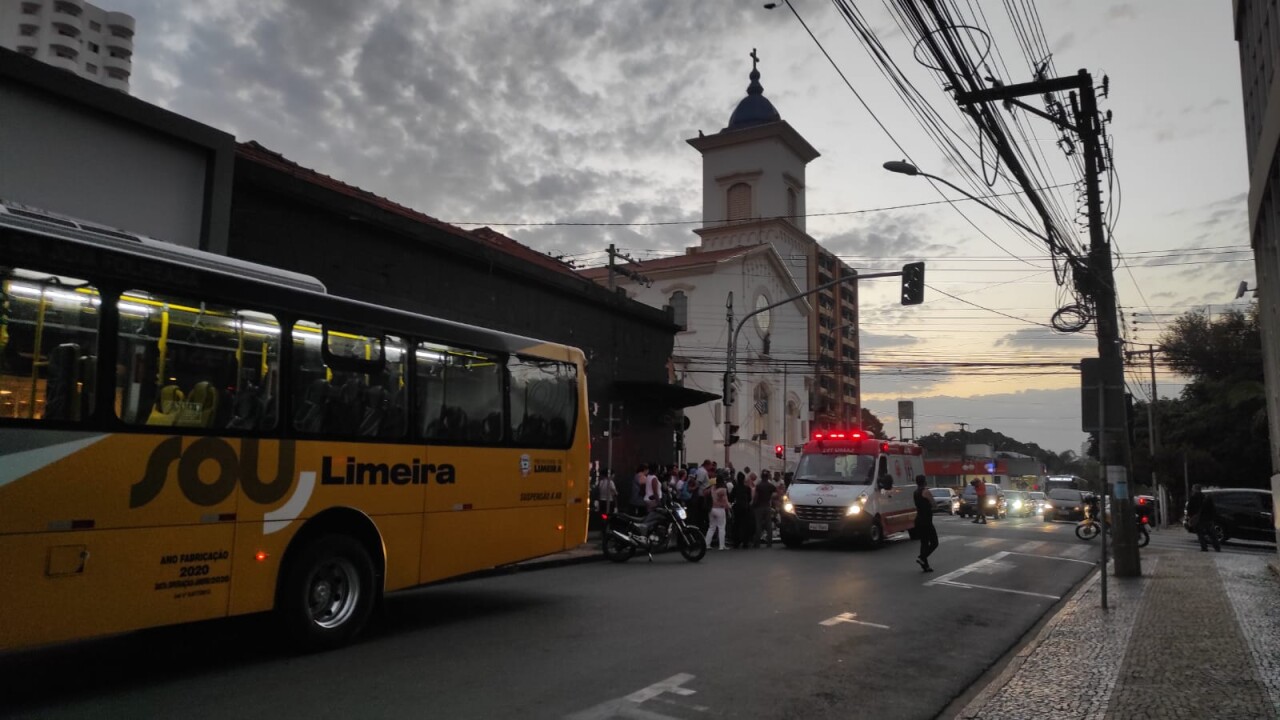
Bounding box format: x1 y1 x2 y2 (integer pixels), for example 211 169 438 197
1187 484 1221 552
913 475 938 572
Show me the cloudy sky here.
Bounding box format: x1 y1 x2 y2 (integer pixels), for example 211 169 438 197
110 0 1253 452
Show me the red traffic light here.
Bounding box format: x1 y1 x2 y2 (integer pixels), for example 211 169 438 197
774 444 785 458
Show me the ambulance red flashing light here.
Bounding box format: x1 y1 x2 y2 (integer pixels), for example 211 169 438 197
812 430 865 441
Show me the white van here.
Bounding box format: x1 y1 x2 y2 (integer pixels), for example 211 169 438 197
779 430 925 548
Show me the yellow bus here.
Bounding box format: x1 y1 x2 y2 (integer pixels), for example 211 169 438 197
0 203 589 651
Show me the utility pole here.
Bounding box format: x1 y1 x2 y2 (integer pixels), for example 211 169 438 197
948 70 1138 577
1127 345 1162 524
723 292 734 467
606 243 653 292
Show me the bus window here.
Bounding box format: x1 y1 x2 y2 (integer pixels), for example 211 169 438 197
508 356 576 448
115 291 280 430
0 269 99 421
292 320 406 439
416 341 504 443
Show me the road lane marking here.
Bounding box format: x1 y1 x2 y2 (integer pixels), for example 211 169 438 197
1012 541 1045 553
929 552 1011 585
1005 550 1095 565
820 612 891 629
926 550 1077 599
937 535 963 542
625 674 697 702
568 674 700 720
967 537 1004 547
933 579 1061 600
1060 544 1092 559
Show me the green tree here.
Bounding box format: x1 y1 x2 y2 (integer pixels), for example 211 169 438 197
1132 306 1271 500
860 408 886 439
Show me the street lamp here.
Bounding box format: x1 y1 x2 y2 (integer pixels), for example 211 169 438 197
882 160 1056 249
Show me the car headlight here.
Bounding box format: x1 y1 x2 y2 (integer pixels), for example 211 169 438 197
847 503 862 516
1013 500 1023 509
986 498 996 506
1043 502 1053 509
783 498 795 514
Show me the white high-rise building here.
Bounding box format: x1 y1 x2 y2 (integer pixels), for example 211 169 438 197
0 0 133 92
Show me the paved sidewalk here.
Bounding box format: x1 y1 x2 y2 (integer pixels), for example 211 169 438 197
957 549 1280 719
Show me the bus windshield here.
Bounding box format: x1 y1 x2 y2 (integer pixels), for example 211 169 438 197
793 453 877 485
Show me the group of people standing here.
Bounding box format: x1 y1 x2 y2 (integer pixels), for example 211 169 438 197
593 463 943 572
592 459 788 551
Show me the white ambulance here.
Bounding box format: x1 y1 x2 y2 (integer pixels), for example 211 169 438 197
779 430 926 548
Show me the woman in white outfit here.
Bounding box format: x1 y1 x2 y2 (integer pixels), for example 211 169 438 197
705 477 731 550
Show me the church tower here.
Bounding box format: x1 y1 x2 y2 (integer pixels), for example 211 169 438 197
686 50 862 431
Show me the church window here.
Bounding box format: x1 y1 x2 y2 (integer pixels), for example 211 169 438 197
727 183 752 222
669 291 688 330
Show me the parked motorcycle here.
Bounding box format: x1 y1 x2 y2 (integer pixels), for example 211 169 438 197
1075 498 1150 548
601 496 707 563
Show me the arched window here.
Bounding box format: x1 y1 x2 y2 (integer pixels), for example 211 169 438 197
669 291 688 330
752 383 770 441
727 183 752 222
787 187 798 224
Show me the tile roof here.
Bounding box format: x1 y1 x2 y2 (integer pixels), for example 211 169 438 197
235 141 582 280
578 244 767 280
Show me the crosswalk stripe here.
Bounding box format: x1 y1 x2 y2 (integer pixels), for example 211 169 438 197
1012 541 1045 553
1060 544 1092 559
967 538 1004 548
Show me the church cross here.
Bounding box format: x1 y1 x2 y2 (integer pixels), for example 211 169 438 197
750 48 760 71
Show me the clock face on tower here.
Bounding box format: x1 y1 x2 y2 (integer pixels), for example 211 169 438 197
755 293 771 334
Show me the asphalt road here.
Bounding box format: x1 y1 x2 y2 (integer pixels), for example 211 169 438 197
1 514 1104 720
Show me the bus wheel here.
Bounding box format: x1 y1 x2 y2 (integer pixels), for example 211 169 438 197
280 534 376 652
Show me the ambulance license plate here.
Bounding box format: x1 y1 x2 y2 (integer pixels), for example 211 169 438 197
809 523 829 532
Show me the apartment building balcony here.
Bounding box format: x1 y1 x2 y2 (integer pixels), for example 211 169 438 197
45 52 79 72
103 53 130 73
52 0 83 17
51 19 81 39
47 37 78 58
106 11 134 37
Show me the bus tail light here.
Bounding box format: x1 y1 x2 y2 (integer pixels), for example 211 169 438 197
255 550 269 562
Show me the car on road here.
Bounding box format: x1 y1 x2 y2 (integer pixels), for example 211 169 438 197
1043 488 1088 522
1004 490 1035 517
1183 488 1276 544
1028 491 1048 515
929 487 959 515
959 483 1006 519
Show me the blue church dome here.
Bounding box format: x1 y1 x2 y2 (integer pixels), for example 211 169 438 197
727 50 781 131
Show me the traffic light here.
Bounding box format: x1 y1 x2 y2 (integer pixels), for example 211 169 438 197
901 261 925 305
775 444 785 459
722 372 737 406
728 424 740 446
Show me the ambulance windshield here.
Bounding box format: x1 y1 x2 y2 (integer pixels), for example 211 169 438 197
793 453 877 485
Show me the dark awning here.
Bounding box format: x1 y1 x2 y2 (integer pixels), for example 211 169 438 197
613 381 720 409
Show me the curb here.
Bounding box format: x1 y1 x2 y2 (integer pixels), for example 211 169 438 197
952 568 1103 720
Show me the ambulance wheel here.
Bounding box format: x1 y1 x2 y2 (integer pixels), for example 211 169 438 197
867 517 885 548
